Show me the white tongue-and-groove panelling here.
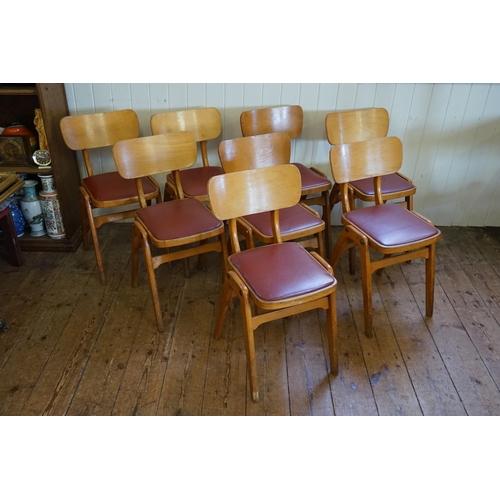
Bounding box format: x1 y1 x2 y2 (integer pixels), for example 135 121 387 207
65 83 500 227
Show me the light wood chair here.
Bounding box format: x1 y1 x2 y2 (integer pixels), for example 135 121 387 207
208 164 338 403
60 109 162 285
150 107 224 202
325 108 416 210
112 131 228 332
218 132 325 257
240 105 333 255
329 136 441 337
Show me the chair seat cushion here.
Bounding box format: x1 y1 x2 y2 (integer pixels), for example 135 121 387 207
167 166 224 197
292 163 332 191
83 171 158 202
343 203 440 248
229 242 335 302
137 198 223 240
243 204 323 237
350 173 415 196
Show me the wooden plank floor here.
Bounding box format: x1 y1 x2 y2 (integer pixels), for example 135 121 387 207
1 224 499 416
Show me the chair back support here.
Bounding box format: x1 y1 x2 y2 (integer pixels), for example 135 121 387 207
240 105 303 139
150 108 221 167
60 109 140 178
330 136 402 185
208 164 301 222
218 132 291 173
113 131 197 180
150 107 221 142
60 109 140 151
325 108 389 145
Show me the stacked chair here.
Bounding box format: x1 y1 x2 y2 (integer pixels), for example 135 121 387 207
328 135 440 337
207 164 338 403
240 105 333 255
150 107 224 203
218 132 326 257
60 109 162 285
325 108 416 211
112 131 227 333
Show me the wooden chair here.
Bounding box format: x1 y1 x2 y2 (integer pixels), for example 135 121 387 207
150 107 224 202
329 136 441 337
218 132 326 257
240 105 333 255
60 109 162 285
208 164 338 403
112 131 227 332
325 108 416 210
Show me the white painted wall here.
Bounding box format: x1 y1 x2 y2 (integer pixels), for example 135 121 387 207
64 83 500 227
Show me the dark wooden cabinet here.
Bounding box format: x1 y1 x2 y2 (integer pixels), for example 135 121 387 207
0 83 82 251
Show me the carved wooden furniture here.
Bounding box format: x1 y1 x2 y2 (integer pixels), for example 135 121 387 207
208 164 338 402
150 107 224 202
329 136 441 337
113 131 227 332
60 109 162 285
325 108 416 210
218 132 325 257
240 104 333 255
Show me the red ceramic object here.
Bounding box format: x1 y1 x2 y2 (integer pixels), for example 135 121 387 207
2 123 38 150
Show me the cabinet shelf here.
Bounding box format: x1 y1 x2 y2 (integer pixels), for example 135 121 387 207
0 84 82 252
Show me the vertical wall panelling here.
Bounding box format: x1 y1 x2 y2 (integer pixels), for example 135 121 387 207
262 84 282 107
459 84 500 226
242 83 263 110
62 83 500 227
431 84 472 225
186 83 206 109
402 83 433 184
412 83 453 222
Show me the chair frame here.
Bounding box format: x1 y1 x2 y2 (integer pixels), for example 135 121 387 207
150 107 223 203
218 132 325 257
240 104 333 255
60 109 162 285
113 131 228 332
329 136 441 337
208 165 337 403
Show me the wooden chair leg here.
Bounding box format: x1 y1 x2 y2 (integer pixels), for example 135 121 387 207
327 290 338 375
322 189 332 257
80 187 105 285
131 223 141 288
79 188 90 251
141 234 163 332
213 277 235 339
238 292 259 403
425 244 436 317
359 242 374 338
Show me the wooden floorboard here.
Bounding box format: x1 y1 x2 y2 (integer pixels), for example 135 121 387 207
1 223 500 416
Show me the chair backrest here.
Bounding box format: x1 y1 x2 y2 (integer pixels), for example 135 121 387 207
113 131 197 179
330 136 402 210
150 108 222 167
60 109 140 177
218 132 291 173
60 109 140 151
325 107 389 145
208 164 301 250
240 105 303 139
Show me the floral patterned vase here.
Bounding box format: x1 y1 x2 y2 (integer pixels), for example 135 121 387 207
39 188 65 239
20 180 46 237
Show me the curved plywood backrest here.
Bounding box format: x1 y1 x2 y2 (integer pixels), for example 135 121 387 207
218 132 291 173
325 108 389 145
240 105 303 139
